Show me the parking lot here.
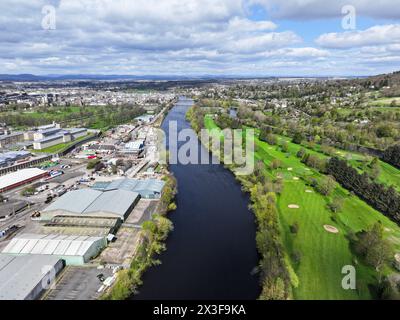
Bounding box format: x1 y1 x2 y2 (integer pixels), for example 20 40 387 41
44 266 113 300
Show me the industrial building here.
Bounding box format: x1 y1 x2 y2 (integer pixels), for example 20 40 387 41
0 151 31 168
0 131 24 148
0 168 48 193
120 140 145 156
92 178 165 199
41 188 140 221
32 127 87 150
0 254 64 300
2 234 106 265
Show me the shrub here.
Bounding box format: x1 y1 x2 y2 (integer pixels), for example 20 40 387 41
290 222 299 234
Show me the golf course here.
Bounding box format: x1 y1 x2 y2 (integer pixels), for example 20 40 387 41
203 115 400 300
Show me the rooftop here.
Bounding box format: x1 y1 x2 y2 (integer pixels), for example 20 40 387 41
92 178 165 196
2 234 104 257
0 168 47 191
43 188 140 218
0 254 62 300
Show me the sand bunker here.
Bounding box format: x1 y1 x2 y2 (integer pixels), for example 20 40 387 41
288 204 300 209
287 168 293 171
305 190 313 193
293 177 299 181
324 225 339 234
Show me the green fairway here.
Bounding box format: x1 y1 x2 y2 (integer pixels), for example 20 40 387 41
203 115 400 300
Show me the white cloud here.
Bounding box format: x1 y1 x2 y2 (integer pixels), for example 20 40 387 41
252 0 400 20
0 0 398 76
316 24 400 49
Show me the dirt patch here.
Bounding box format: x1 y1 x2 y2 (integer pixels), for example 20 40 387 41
324 225 339 234
305 189 313 193
288 204 300 209
293 177 299 180
287 168 293 171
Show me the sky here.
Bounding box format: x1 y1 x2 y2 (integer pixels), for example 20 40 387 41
1 0 400 77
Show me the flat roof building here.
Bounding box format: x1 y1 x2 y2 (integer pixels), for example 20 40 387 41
42 188 140 221
2 234 106 265
0 254 64 300
0 168 48 193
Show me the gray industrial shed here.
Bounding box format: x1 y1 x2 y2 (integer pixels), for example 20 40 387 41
0 254 64 300
41 188 140 221
92 178 166 199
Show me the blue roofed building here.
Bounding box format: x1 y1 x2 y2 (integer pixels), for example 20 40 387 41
92 178 165 199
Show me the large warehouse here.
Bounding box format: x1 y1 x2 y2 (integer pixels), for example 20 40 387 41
41 188 140 221
0 254 64 300
0 168 48 193
92 178 165 199
2 233 106 265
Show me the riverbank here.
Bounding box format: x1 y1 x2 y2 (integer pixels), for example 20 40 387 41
102 174 177 300
131 97 260 300
186 106 292 300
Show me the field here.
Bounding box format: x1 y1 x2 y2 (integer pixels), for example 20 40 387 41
204 115 400 300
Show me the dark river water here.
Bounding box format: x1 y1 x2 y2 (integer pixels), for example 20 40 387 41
133 97 260 300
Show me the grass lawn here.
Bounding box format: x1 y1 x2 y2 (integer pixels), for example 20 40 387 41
203 115 400 300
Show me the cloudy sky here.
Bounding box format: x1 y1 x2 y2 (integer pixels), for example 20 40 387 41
1 0 400 76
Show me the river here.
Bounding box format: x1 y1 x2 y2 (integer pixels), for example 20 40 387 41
133 97 260 300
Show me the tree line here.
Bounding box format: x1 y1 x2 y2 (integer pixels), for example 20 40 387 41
327 157 400 224
382 144 400 169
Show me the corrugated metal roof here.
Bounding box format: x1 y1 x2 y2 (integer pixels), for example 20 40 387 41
43 188 139 218
85 189 139 217
94 178 165 196
44 189 102 214
2 234 104 258
0 254 62 300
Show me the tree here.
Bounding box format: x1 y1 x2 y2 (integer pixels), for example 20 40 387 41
328 196 344 213
376 125 394 138
369 157 381 181
270 159 282 170
87 159 100 169
290 222 299 234
354 223 392 271
292 132 304 144
317 176 336 196
281 141 289 153
296 148 306 159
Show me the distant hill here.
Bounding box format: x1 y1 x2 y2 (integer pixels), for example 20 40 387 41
0 74 212 82
361 71 400 94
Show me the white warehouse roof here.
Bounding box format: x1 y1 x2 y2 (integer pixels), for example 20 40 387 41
2 234 104 259
0 168 47 190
